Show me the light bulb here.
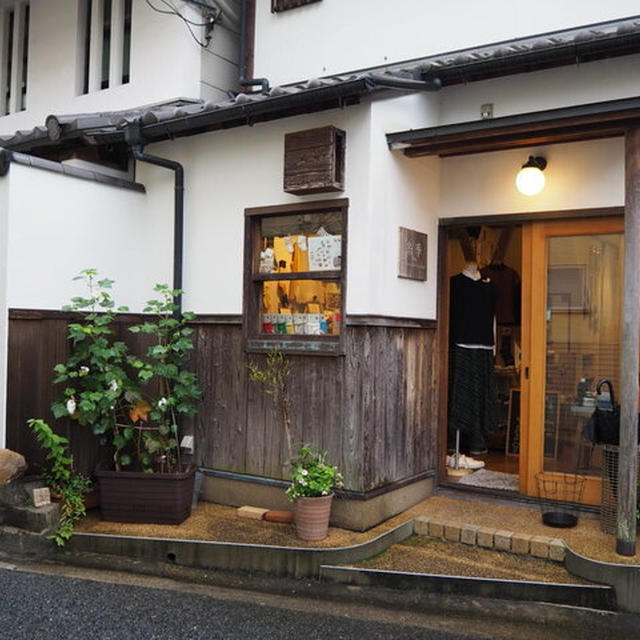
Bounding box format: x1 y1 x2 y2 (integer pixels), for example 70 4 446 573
516 165 546 196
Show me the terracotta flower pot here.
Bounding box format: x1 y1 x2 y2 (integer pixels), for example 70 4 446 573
294 493 333 541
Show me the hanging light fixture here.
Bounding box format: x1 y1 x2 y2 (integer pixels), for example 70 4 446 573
516 156 547 196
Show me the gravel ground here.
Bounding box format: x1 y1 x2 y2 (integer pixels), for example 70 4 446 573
75 494 639 567
351 537 592 584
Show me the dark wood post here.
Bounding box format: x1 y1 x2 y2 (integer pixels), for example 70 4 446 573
618 128 640 556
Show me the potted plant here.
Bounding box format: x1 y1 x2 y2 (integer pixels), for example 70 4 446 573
286 444 343 541
248 349 343 540
51 270 201 524
27 418 93 546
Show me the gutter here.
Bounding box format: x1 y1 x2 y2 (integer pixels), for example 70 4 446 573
0 147 145 192
124 123 184 313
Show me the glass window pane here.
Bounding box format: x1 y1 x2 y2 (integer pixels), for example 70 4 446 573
260 280 341 335
259 211 342 273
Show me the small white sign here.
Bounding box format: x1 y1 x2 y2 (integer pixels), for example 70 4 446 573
32 487 51 508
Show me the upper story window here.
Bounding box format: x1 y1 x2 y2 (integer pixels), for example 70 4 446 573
271 0 321 12
244 199 347 355
1 1 29 115
78 0 132 95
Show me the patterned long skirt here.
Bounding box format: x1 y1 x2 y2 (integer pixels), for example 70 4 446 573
448 345 497 453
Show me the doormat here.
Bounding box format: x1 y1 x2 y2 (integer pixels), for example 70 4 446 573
457 469 518 491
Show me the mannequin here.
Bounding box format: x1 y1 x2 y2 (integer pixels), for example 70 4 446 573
449 262 497 460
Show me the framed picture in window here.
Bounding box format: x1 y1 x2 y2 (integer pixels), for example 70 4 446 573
547 265 587 312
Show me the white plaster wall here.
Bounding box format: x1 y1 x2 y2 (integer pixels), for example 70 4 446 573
440 138 624 218
364 94 441 319
0 0 236 135
5 164 173 311
439 54 640 125
0 172 8 447
254 0 640 86
145 104 374 315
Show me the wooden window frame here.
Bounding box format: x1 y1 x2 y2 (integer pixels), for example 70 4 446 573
243 198 348 356
271 0 321 13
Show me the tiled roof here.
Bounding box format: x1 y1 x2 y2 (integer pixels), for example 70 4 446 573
1 15 639 152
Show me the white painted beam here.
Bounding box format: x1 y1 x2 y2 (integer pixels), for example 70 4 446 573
109 0 124 88
8 1 25 113
88 0 104 93
0 8 7 114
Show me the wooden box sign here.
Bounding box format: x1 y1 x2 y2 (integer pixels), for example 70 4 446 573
272 0 322 12
284 126 345 195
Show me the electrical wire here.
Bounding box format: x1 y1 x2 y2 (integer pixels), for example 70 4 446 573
144 0 221 48
145 0 212 26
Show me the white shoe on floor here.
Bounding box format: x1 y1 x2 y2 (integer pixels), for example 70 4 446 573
446 454 485 470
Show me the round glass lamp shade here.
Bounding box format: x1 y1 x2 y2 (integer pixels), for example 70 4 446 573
516 166 546 196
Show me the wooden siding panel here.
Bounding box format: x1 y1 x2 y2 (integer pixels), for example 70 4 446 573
6 314 436 494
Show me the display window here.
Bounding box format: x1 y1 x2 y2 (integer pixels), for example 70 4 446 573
244 199 348 354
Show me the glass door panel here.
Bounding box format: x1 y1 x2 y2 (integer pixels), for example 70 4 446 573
544 234 623 476
522 216 624 505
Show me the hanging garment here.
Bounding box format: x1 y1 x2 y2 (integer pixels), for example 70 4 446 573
449 273 495 346
448 345 498 453
480 263 521 326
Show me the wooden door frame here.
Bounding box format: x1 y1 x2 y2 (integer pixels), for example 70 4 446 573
521 215 624 505
436 208 624 490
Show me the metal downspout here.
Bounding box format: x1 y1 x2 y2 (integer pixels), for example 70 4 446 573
131 145 185 313
239 0 270 94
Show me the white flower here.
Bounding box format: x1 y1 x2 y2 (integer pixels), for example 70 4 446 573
301 469 308 476
109 380 119 391
66 398 77 415
321 490 328 496
157 397 168 408
79 366 89 375
297 478 307 486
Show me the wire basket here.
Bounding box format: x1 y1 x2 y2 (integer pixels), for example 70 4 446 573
600 445 640 534
535 473 586 528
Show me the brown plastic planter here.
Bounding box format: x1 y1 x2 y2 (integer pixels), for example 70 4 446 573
95 465 196 525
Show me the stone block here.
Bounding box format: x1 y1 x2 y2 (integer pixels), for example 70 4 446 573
460 524 479 545
530 535 551 559
5 503 60 533
237 506 268 520
549 538 566 562
494 529 513 552
476 527 496 548
428 519 445 539
444 522 461 542
0 450 27 485
0 476 46 507
511 532 532 555
414 516 430 536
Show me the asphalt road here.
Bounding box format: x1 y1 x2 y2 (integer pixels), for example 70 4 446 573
0 561 635 640
0 566 479 640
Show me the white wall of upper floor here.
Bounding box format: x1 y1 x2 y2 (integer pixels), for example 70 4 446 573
0 0 240 136
254 0 640 87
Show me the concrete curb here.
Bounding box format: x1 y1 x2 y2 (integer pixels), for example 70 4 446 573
320 565 617 611
565 546 640 614
62 519 415 579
